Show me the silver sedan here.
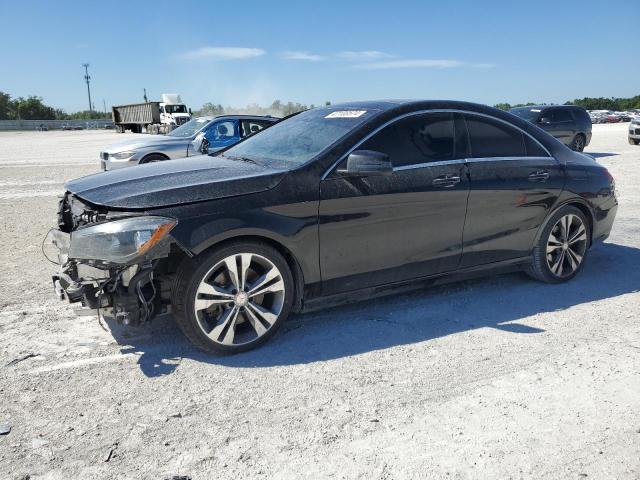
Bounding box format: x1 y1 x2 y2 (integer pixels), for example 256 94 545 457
100 115 278 170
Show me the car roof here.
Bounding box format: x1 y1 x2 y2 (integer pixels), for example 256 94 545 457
193 114 280 122
329 99 552 119
511 104 583 111
214 114 280 121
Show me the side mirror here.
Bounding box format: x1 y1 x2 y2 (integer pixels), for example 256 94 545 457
188 108 192 115
338 150 393 176
192 131 208 154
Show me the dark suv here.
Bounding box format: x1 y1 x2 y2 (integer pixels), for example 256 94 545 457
509 105 592 152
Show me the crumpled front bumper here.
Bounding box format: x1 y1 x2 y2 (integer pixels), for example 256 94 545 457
48 228 161 325
49 229 105 308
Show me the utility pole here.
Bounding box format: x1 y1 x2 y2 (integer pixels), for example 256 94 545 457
83 63 92 113
143 88 148 103
103 99 107 114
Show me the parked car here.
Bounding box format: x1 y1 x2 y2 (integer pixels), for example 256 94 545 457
61 124 84 131
605 113 621 123
99 115 278 170
629 118 640 145
51 100 617 354
616 112 632 122
588 111 608 124
509 105 592 151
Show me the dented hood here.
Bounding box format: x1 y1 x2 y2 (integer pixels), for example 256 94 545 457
65 155 286 210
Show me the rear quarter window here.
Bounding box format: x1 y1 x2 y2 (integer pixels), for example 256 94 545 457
571 108 591 124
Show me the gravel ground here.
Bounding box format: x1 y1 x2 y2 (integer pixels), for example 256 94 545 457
0 125 638 480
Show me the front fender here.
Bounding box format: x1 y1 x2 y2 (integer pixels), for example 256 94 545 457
166 199 321 285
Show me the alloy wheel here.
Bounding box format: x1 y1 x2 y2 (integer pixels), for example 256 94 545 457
193 253 285 346
573 136 585 151
546 214 588 278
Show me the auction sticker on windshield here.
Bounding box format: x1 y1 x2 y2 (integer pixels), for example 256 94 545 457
325 110 367 119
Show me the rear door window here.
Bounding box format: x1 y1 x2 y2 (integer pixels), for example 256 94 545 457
523 135 549 157
359 112 458 168
241 120 272 137
464 114 525 158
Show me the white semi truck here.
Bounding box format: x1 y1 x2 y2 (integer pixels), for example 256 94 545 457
111 94 192 134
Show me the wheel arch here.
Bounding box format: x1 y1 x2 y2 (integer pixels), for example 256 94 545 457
140 152 170 163
574 132 586 142
182 233 306 312
533 199 594 249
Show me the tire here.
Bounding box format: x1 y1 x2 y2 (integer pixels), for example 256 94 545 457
630 137 640 146
171 241 295 354
570 134 586 152
526 205 590 283
140 154 166 164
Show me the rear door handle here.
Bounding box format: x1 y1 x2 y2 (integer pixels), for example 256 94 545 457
432 175 461 188
528 170 550 182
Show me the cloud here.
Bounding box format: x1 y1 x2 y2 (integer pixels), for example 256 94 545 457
353 59 462 70
281 51 326 61
178 47 265 61
337 50 393 61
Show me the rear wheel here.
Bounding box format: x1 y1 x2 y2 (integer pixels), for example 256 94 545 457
171 241 294 354
527 206 589 283
630 137 640 146
570 134 586 152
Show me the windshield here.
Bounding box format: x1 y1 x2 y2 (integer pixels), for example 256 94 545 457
222 107 379 167
165 104 188 114
509 107 542 122
167 117 211 137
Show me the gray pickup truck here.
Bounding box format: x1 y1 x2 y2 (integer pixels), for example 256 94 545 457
100 115 278 170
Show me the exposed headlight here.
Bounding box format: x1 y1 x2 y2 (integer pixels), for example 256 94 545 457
110 151 136 160
68 216 176 264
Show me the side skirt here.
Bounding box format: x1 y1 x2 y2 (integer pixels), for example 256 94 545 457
301 256 531 313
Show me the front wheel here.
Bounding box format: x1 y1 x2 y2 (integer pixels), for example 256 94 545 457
171 241 294 354
527 206 590 283
630 137 640 146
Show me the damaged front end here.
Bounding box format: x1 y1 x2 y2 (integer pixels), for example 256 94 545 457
51 193 182 326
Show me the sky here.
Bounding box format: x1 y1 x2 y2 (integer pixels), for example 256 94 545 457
0 0 638 112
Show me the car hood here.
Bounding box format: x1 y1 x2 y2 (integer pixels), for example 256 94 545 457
65 155 287 210
104 135 190 153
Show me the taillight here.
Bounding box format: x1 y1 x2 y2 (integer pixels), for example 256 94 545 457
605 169 615 194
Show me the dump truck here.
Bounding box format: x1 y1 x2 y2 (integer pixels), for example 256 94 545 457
111 94 192 134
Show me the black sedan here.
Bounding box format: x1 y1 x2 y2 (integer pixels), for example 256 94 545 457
51 100 618 354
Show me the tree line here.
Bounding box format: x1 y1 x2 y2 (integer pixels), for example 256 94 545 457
0 91 111 120
2 89 639 121
494 95 640 111
194 100 332 118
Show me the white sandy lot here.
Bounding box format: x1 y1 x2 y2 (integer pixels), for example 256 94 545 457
0 124 639 479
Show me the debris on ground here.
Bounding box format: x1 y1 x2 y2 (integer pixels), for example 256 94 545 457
6 353 39 366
